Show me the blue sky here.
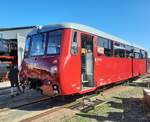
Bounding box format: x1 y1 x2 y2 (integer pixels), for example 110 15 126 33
0 0 150 57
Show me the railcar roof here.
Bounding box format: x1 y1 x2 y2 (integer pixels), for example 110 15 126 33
28 23 146 51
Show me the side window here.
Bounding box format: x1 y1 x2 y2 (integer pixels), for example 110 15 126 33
0 39 9 55
114 42 125 58
9 42 17 57
71 31 78 55
125 45 133 58
145 51 147 58
134 48 141 59
134 53 141 59
141 50 146 59
97 37 113 57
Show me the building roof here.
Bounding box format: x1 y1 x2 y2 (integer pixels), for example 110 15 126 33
28 23 146 51
0 26 36 31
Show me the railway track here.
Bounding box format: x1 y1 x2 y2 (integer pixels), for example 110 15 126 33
1 75 149 122
0 87 29 96
0 88 97 114
21 75 150 122
20 84 129 122
0 96 53 113
0 87 12 96
0 86 10 90
20 97 107 122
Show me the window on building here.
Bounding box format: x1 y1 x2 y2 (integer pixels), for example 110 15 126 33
96 37 113 57
114 42 126 58
0 39 9 55
125 45 133 58
71 31 78 54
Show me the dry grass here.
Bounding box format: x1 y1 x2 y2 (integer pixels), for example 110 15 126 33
66 86 150 122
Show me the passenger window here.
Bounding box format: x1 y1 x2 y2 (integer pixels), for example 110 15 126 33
141 50 146 59
134 53 141 59
96 37 113 57
125 45 133 58
114 42 126 58
134 48 141 59
71 31 78 55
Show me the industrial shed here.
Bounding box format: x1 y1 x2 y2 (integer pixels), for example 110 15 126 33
0 26 36 67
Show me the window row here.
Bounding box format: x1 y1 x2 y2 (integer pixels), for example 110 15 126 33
71 33 147 59
96 37 147 59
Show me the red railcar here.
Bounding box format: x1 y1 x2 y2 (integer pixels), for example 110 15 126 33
20 23 148 96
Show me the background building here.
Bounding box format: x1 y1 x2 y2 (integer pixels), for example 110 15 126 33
0 26 35 67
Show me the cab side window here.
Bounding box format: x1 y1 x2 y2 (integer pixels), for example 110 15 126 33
97 37 113 57
71 31 78 55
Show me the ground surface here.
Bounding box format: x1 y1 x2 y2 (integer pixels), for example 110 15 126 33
32 86 150 122
0 75 150 122
67 86 150 122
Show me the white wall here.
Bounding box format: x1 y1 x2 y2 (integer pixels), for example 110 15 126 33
17 34 26 67
0 28 33 39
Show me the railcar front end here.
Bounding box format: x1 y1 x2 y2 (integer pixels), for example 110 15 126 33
20 29 65 96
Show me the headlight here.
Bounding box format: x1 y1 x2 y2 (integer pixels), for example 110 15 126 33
50 66 58 75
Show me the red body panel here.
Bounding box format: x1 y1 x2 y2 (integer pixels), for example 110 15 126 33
94 57 133 87
22 56 60 81
133 59 147 76
59 29 81 95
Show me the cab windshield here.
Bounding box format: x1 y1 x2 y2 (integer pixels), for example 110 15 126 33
24 30 62 57
30 34 46 56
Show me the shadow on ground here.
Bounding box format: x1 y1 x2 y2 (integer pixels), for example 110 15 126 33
0 88 77 112
76 97 150 122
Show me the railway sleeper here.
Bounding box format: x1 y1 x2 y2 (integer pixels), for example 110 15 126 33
79 99 105 113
